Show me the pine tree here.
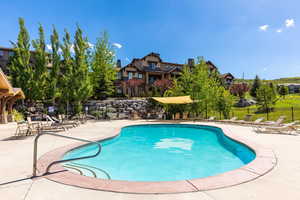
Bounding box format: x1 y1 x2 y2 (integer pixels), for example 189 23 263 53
278 85 289 99
72 25 93 113
10 18 34 103
91 31 116 100
256 84 277 112
31 24 48 102
250 75 261 98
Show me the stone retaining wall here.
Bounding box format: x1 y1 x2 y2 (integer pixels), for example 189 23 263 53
84 99 155 119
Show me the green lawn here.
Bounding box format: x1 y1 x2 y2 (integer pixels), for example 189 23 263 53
230 94 300 122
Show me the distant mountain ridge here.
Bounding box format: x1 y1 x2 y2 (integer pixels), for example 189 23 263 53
235 77 300 84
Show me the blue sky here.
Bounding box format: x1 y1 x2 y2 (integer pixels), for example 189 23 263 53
0 0 299 79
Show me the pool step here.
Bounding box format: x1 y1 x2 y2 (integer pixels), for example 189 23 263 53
63 163 111 179
64 164 96 177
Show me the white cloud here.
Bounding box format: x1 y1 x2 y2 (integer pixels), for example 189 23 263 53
285 19 295 28
276 29 282 33
108 51 115 56
112 43 122 49
259 25 269 31
70 44 75 54
125 57 130 62
87 42 94 49
262 67 268 72
46 44 52 51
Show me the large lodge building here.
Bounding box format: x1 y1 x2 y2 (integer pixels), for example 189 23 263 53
116 52 234 96
0 47 234 97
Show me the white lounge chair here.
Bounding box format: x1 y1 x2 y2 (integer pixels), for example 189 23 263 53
207 116 216 121
260 116 286 126
254 121 299 135
221 117 238 123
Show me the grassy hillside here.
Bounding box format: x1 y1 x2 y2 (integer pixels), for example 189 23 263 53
231 94 300 122
235 77 300 84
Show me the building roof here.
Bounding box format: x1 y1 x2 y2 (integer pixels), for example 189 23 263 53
0 68 13 95
221 73 235 79
141 52 162 62
0 68 25 98
120 53 230 79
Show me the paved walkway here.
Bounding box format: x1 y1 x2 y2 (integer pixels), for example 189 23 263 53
0 120 300 200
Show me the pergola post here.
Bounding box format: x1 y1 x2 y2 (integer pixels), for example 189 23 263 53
0 97 8 124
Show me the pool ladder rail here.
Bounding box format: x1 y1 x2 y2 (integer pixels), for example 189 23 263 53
32 132 102 177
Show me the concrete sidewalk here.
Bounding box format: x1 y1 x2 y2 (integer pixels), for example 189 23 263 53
1 120 300 200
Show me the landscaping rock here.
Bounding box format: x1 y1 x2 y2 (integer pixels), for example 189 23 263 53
235 98 256 107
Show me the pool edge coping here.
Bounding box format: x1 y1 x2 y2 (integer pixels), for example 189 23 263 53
36 122 277 194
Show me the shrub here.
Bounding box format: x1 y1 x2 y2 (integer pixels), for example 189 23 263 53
12 109 24 122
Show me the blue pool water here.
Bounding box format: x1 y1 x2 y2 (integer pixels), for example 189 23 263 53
63 124 255 181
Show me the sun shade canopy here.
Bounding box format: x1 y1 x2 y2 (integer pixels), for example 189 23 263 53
152 96 194 104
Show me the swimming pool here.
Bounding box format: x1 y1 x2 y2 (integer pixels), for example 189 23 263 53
63 124 256 181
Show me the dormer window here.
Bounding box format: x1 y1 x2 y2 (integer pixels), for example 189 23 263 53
149 62 156 69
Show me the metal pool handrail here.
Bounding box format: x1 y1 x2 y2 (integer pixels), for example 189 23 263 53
33 132 102 177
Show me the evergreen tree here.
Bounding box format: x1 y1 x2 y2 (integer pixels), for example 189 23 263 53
250 75 261 98
47 26 61 104
72 25 93 113
269 82 277 97
256 84 277 112
31 24 48 102
278 85 289 99
91 31 116 100
10 18 34 103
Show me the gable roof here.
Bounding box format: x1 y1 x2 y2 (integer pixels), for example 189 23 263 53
221 73 234 79
141 52 162 62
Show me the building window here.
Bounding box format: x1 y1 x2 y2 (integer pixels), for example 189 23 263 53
138 73 143 79
8 51 15 57
0 50 4 57
149 62 156 69
117 72 121 79
128 72 133 79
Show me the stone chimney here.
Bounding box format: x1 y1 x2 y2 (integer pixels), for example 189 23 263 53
188 58 195 67
117 59 121 68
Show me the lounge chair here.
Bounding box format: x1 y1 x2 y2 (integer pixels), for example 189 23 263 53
207 116 216 121
40 115 69 132
15 117 41 136
221 117 238 123
58 114 80 127
182 112 189 120
241 117 265 126
234 114 252 122
173 113 180 120
258 116 286 126
15 121 31 136
254 121 299 135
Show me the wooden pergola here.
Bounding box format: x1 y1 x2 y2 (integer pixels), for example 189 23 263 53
0 69 25 124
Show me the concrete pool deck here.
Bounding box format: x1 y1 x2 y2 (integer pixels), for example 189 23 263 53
1 120 300 199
